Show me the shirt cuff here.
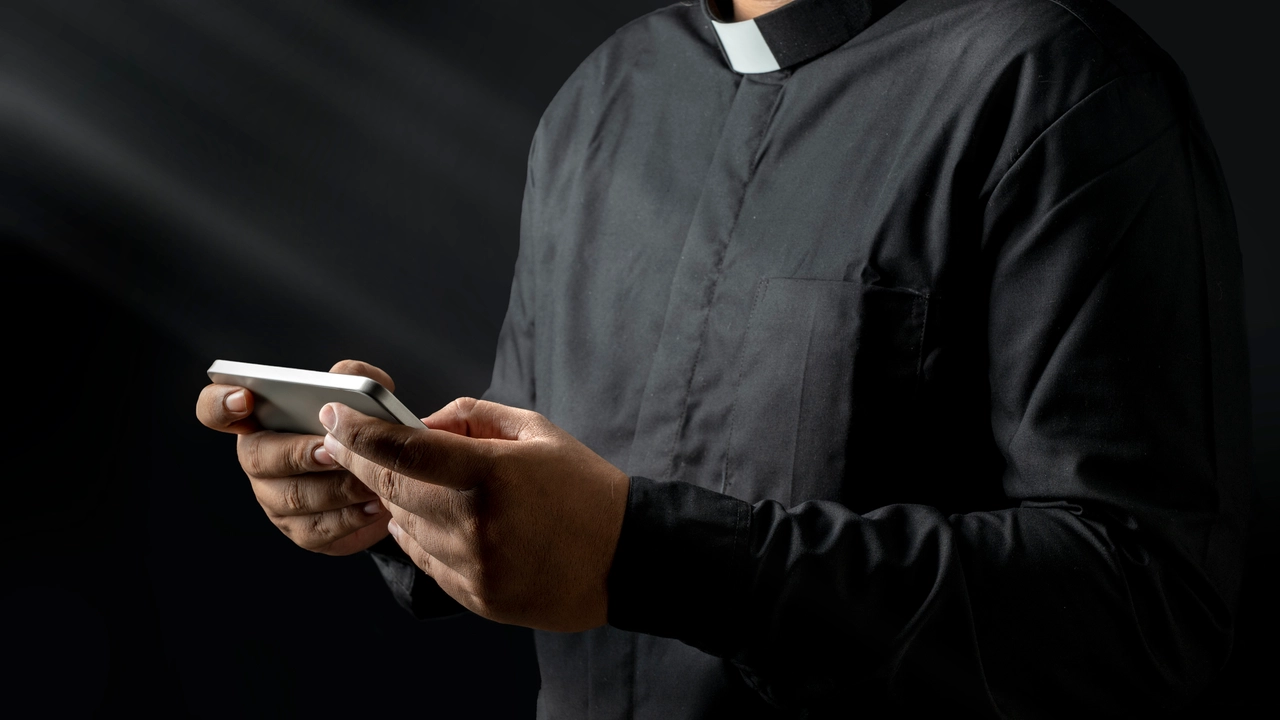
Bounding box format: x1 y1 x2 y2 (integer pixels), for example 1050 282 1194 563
606 476 753 657
367 536 468 620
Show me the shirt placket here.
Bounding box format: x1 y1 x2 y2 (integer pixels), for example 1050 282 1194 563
626 73 787 490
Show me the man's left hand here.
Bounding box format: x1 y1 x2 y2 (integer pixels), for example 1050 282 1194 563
319 398 630 632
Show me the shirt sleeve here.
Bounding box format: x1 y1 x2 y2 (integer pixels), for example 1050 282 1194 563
606 68 1251 716
367 536 467 619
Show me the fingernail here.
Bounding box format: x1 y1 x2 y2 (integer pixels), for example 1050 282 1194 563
323 433 342 458
362 500 382 515
225 390 248 414
313 445 335 466
319 403 336 432
388 519 402 539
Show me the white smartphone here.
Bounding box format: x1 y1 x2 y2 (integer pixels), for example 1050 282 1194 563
207 359 427 436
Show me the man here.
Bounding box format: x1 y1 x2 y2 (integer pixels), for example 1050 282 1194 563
197 0 1250 716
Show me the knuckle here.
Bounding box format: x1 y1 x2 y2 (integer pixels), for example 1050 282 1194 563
307 512 331 542
372 463 402 500
289 439 315 475
397 509 419 536
457 491 482 528
314 508 363 550
452 397 480 418
328 474 359 506
388 433 420 477
239 435 265 476
282 478 308 512
274 516 302 542
288 514 330 551
515 410 548 440
416 550 436 577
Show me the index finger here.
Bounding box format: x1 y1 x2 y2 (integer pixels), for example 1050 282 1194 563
319 403 496 496
329 359 395 392
196 383 262 435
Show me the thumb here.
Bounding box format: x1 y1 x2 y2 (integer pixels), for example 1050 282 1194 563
422 398 542 441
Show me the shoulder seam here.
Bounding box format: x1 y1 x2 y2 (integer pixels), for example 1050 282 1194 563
982 69 1174 207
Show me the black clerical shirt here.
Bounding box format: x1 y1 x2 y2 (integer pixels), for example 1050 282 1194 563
370 0 1251 716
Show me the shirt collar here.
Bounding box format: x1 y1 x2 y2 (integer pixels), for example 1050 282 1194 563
704 0 900 74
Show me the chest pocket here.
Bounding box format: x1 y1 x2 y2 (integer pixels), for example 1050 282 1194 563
722 278 927 507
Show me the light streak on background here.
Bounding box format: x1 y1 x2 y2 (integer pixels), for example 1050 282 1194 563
0 0 1273 715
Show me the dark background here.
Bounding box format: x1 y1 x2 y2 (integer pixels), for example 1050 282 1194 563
1 0 1274 716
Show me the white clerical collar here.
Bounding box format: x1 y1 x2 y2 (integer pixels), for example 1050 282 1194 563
703 0 899 74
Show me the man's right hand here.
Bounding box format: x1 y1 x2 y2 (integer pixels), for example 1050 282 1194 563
195 359 394 555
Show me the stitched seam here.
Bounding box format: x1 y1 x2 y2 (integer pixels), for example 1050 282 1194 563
979 0 1157 203
984 70 1164 209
